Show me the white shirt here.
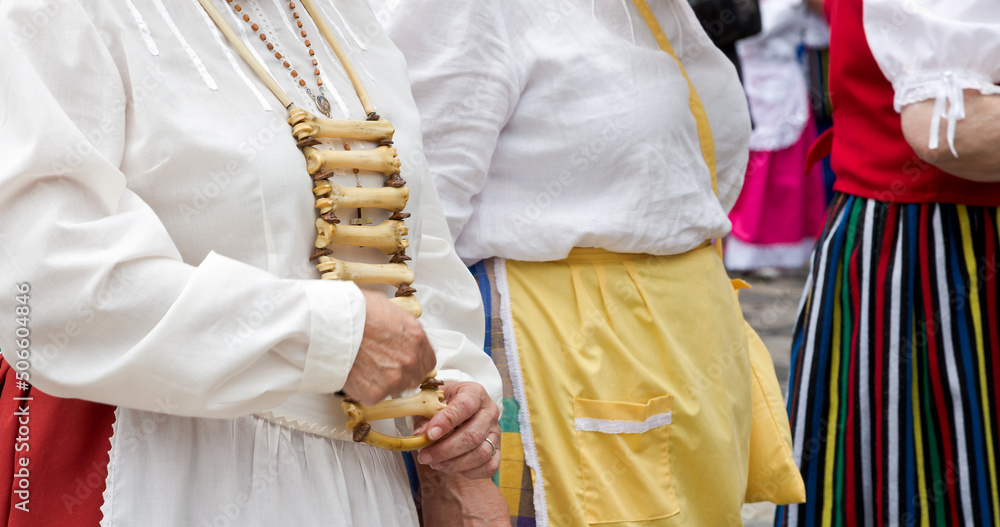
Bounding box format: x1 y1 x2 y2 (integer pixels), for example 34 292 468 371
373 0 751 264
863 0 1000 154
737 0 813 151
0 0 499 524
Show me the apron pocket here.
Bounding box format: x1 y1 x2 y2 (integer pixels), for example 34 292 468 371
573 395 680 524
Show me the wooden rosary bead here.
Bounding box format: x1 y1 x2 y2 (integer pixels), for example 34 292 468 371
226 0 332 117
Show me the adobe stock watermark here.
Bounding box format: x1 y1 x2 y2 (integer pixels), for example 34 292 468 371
11 283 33 513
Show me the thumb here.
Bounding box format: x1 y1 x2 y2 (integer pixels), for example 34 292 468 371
424 384 480 441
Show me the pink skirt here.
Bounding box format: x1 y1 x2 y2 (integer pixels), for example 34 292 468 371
726 120 827 271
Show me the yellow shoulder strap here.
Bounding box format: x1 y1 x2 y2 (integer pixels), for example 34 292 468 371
631 0 724 258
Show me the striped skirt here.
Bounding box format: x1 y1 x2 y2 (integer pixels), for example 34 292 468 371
776 194 1000 527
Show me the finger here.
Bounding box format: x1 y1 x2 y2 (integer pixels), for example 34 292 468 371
428 430 500 475
424 383 488 441
419 406 497 465
458 442 501 480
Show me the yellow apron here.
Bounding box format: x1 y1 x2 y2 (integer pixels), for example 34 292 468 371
497 247 752 525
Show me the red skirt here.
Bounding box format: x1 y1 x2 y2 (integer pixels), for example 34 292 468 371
1 359 115 526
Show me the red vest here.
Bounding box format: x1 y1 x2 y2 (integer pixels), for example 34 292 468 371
826 0 1000 206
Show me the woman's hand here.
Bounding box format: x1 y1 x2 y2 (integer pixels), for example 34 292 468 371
342 290 437 405
901 90 1000 183
415 381 501 479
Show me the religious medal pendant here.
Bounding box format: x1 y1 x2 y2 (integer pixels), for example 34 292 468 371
315 93 332 118
305 87 332 118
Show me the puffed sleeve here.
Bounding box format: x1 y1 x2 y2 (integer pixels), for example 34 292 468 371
863 0 1000 154
372 0 519 245
0 1 366 418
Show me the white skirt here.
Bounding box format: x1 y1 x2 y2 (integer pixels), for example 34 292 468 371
100 408 419 527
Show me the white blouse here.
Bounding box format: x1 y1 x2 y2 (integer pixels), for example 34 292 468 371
863 0 1000 155
0 0 499 524
373 0 751 264
737 0 815 152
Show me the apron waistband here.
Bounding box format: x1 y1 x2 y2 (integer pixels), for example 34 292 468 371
556 242 713 264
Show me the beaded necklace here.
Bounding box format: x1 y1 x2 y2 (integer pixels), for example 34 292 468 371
228 0 333 117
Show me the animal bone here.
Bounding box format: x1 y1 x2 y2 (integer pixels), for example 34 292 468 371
302 145 401 177
313 182 409 213
288 107 395 143
342 373 445 451
314 219 409 254
343 386 445 429
388 295 422 318
317 257 414 286
349 424 434 451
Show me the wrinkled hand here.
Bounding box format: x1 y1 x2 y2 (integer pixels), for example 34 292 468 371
416 381 501 479
342 290 437 406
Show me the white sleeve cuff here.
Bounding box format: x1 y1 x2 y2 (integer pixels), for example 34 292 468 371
893 69 1000 156
299 280 365 393
893 69 1000 112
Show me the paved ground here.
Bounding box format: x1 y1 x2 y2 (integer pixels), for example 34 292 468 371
733 268 810 397
730 268 810 526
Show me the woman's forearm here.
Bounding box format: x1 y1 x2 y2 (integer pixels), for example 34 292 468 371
901 90 1000 183
415 462 508 526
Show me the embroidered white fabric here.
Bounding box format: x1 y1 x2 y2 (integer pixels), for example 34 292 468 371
863 0 1000 157
151 0 218 90
124 0 158 56
191 0 272 111
575 412 673 435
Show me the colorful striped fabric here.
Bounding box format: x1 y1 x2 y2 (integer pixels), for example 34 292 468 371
471 260 537 527
776 194 1000 526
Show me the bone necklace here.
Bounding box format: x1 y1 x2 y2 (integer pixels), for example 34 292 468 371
198 0 443 451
